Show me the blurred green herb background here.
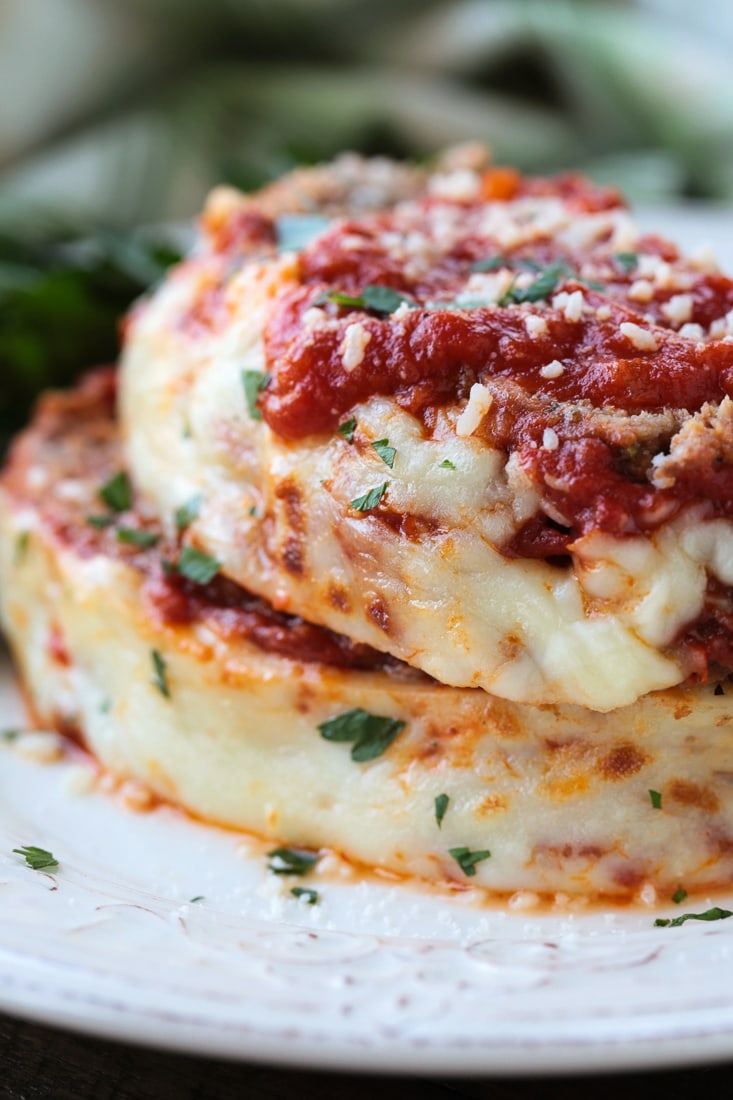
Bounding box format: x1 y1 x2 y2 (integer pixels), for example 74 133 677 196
1 0 732 443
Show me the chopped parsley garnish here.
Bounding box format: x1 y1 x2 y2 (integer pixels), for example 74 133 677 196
189 895 205 903
177 546 221 585
438 459 456 470
291 887 320 905
116 527 160 549
0 729 20 742
615 251 639 273
174 494 202 531
338 417 357 442
14 531 30 564
315 284 412 316
370 439 396 468
649 789 662 810
13 845 58 871
248 505 259 517
654 906 733 928
470 256 511 272
99 470 132 512
435 793 450 828
151 649 170 698
267 847 320 876
275 213 331 253
672 888 688 905
349 481 388 513
501 261 568 305
242 369 270 421
86 514 114 529
318 708 406 762
449 846 491 877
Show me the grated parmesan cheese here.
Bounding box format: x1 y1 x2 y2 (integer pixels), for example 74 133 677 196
540 359 565 379
455 383 493 437
340 322 371 372
620 321 658 352
661 294 693 327
524 314 548 339
629 279 654 303
542 427 560 451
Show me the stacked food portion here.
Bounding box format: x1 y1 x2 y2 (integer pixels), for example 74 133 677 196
3 148 733 901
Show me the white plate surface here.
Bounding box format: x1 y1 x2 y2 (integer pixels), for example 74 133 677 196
2 208 733 1077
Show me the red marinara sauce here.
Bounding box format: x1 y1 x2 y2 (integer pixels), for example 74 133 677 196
253 171 733 550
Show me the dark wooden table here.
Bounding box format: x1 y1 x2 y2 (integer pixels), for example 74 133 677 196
1 1012 729 1099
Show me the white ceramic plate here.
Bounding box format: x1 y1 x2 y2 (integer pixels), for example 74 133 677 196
2 208 733 1077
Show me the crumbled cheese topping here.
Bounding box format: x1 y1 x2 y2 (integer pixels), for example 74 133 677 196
628 279 654 303
427 169 481 202
540 359 565 379
456 383 493 437
524 314 548 339
678 322 704 341
596 304 612 321
340 322 371 372
552 289 585 322
661 294 693 327
542 427 560 451
620 321 658 352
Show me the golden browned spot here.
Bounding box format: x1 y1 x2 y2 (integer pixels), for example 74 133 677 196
668 778 720 813
597 742 649 781
274 477 304 533
376 510 443 541
328 583 351 613
611 862 646 890
476 793 509 816
674 702 692 720
368 596 391 636
499 633 524 661
281 536 304 576
532 842 608 867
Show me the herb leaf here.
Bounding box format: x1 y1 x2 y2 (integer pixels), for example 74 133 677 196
13 845 58 871
151 649 170 699
276 214 331 253
338 417 357 443
615 251 639 273
99 471 132 512
370 438 396 468
116 527 160 549
318 708 406 762
86 514 114 529
470 256 510 272
349 481 388 512
267 847 320 876
654 906 733 928
175 494 203 531
177 546 221 585
242 369 270 421
439 459 456 470
316 284 412 315
291 886 320 905
503 261 568 305
14 531 30 564
189 895 205 903
649 789 662 810
672 887 688 904
449 846 491 877
435 793 450 828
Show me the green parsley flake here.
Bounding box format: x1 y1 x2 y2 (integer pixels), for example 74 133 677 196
315 284 412 315
267 847 320 876
470 256 510 272
370 439 396 468
13 845 58 871
503 261 568 305
439 459 456 470
189 895 205 904
174 494 203 531
14 531 30 564
449 846 491 877
318 708 406 763
672 888 688 905
434 793 450 828
116 527 160 549
276 214 331 253
649 789 662 810
349 481 388 513
151 649 170 699
615 251 639 273
291 887 320 905
338 417 357 443
86 514 114 530
177 546 221 585
655 906 733 928
0 729 20 742
242 369 270 421
99 470 132 512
